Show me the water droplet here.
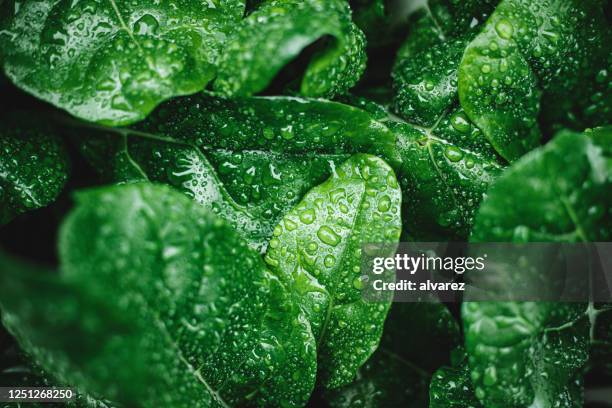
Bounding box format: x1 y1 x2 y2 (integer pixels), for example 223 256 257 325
495 19 514 39
317 225 341 246
377 195 391 212
444 146 464 162
450 112 471 133
299 208 316 224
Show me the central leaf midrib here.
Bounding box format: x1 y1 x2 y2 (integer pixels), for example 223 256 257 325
316 177 367 348
135 194 231 408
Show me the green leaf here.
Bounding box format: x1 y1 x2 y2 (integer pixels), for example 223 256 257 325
0 0 244 126
265 154 402 388
463 127 612 407
471 127 612 243
430 360 482 408
74 95 398 250
392 0 498 126
214 0 366 98
0 113 69 224
326 302 461 408
1 183 317 407
458 0 610 161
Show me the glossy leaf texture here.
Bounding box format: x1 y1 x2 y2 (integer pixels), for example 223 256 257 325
0 113 69 224
0 0 244 125
392 0 499 127
390 0 506 239
390 112 503 240
214 0 366 98
75 95 398 251
458 0 611 161
326 302 461 408
463 127 612 407
1 184 318 407
429 359 482 408
265 154 402 388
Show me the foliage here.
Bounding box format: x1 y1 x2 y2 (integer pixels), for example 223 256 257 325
0 0 610 407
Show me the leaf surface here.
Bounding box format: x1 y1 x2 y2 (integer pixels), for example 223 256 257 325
0 114 69 224
458 0 610 160
214 0 366 98
327 302 461 408
75 95 397 250
463 127 612 407
0 0 244 125
265 154 402 388
1 183 317 407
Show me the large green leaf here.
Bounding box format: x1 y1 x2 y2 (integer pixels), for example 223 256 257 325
72 93 499 242
0 113 69 224
0 0 244 125
214 0 366 98
458 0 610 161
73 95 398 250
1 183 317 407
463 127 612 407
265 154 402 388
471 127 612 243
326 302 461 408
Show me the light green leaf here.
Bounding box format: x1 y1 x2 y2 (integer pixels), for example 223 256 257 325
265 154 402 388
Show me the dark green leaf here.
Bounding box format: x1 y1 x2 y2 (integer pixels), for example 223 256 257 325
327 302 461 408
265 154 402 388
0 113 69 224
430 359 482 408
1 183 318 407
0 0 244 125
391 111 503 240
392 0 498 126
390 1 506 239
214 0 366 98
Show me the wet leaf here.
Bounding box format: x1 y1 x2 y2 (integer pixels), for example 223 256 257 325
265 154 402 388
0 0 244 125
327 302 461 408
74 95 398 251
463 127 612 407
458 0 610 160
391 110 503 240
430 359 482 408
214 0 366 98
0 184 317 407
0 113 69 224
